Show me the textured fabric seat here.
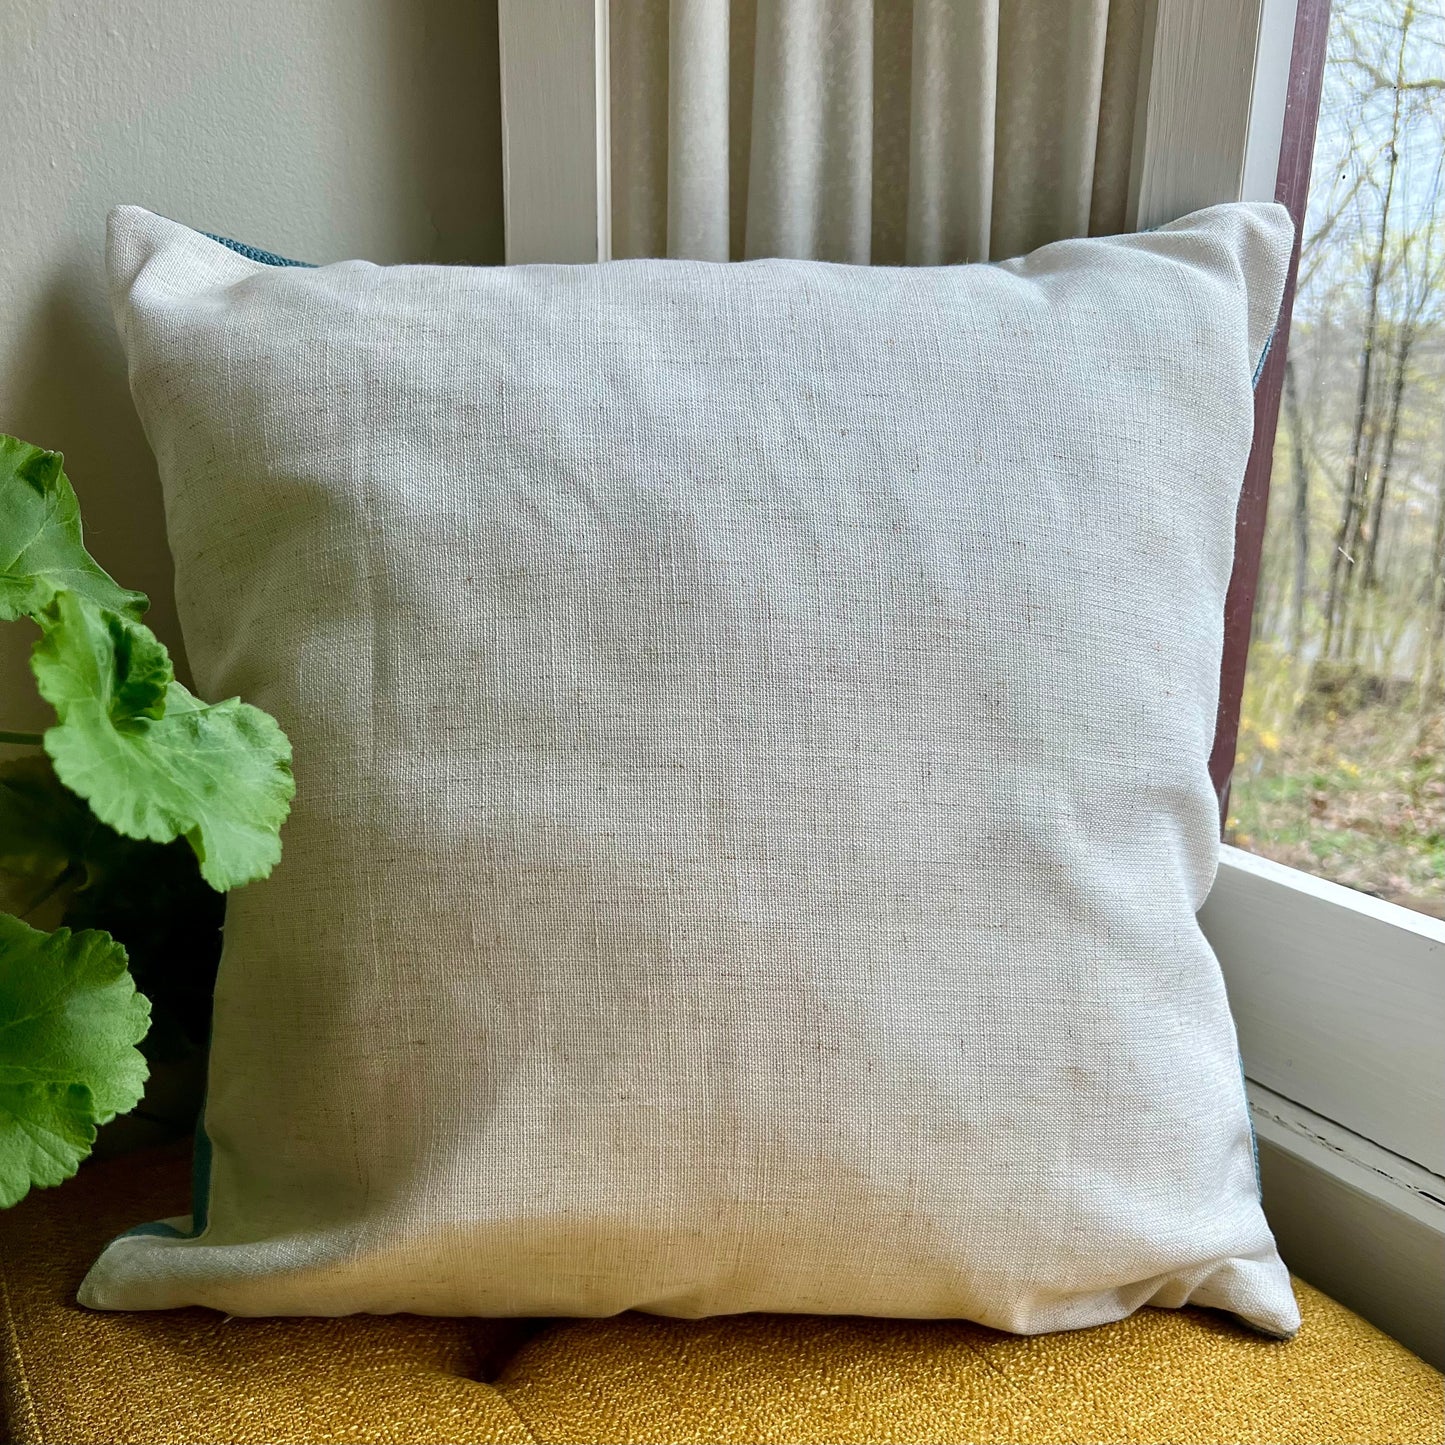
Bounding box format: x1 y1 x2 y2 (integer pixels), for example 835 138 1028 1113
1 1148 1439 1445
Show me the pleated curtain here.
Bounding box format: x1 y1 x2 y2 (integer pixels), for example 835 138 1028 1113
610 0 1147 264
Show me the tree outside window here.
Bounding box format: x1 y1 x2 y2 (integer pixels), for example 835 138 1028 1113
1231 0 1444 917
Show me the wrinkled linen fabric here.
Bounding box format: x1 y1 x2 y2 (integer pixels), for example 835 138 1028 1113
83 201 1298 1338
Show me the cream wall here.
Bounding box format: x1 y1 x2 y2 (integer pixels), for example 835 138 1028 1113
0 0 504 726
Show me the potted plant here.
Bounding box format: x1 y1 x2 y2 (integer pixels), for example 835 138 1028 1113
0 433 293 1208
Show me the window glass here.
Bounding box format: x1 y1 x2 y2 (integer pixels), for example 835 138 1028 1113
1230 0 1444 918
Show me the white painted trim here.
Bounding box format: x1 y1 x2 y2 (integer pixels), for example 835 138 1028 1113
1249 1082 1445 1227
1241 0 1300 202
1128 0 1276 227
1249 1082 1445 1368
1202 847 1445 1175
498 0 611 264
593 0 612 262
1217 842 1445 938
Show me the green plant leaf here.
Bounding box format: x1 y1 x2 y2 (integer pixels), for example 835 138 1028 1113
0 435 147 624
0 912 149 1208
0 1083 96 1205
31 592 294 891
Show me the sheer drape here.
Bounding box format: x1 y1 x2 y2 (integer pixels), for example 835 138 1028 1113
610 0 1146 263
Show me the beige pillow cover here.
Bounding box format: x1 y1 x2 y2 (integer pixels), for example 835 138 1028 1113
81 201 1299 1337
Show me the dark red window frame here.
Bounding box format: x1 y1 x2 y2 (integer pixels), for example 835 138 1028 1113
1210 0 1334 822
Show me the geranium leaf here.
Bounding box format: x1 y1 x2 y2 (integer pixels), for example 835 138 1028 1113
0 913 149 1208
0 1083 96 1208
0 435 148 623
31 591 294 892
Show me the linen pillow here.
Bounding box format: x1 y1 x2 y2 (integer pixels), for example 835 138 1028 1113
81 202 1299 1338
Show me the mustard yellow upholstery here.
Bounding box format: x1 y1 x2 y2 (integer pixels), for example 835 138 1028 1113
2 1147 1440 1445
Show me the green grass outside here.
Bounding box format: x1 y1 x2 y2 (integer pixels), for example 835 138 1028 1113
1227 643 1445 919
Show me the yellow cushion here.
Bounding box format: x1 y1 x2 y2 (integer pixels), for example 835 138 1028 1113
2 1148 1439 1445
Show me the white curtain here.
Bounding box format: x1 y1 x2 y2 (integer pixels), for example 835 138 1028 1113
610 0 1146 264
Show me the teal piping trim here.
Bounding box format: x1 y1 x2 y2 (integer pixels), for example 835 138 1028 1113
1252 329 1276 389
203 232 315 268
110 1102 214 1242
1239 1054 1263 1200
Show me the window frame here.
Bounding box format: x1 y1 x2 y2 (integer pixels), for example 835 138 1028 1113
1204 0 1324 818
498 0 611 265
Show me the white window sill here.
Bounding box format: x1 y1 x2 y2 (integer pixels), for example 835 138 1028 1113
1202 848 1445 1364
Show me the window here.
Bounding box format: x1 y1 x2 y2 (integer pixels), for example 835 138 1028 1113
1228 0 1444 920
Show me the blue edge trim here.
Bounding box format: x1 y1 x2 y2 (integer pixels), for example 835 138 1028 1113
202 232 315 268
103 236 1279 1253
115 1095 213 1243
